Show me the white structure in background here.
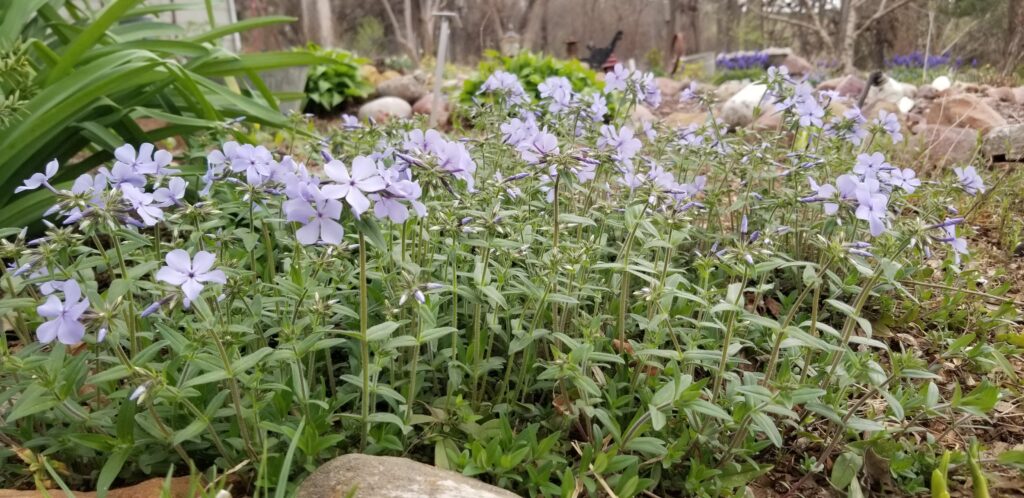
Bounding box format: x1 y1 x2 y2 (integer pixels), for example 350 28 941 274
147 0 240 52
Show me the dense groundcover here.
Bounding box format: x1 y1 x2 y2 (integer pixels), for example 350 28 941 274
1 67 1020 497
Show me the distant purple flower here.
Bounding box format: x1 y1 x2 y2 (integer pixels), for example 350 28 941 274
538 76 575 113
322 156 387 216
434 139 478 190
954 166 985 195
679 81 699 102
604 64 631 93
638 72 662 108
874 110 903 143
479 70 528 105
501 116 539 148
341 114 362 130
794 83 824 128
586 93 608 121
825 107 868 145
120 184 164 226
938 223 968 264
36 279 89 345
156 250 227 308
61 173 107 224
16 159 59 193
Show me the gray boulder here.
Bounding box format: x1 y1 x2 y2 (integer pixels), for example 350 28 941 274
376 75 428 103
296 454 520 498
983 124 1024 161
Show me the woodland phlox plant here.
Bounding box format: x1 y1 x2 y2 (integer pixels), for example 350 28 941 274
1 64 1011 498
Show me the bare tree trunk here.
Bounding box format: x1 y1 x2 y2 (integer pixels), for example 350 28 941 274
300 0 334 47
1007 0 1024 72
404 0 418 59
519 0 544 51
839 0 856 73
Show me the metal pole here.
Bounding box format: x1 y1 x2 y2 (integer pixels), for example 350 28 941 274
430 16 451 128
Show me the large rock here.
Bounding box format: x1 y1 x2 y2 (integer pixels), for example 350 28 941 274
983 124 1024 161
910 125 980 169
781 54 813 77
358 97 412 122
720 83 771 128
924 94 1007 132
817 75 865 99
1014 87 1024 105
296 454 520 498
866 77 914 107
714 80 748 102
412 94 451 127
376 74 428 103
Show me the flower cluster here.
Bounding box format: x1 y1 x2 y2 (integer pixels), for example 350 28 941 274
603 63 661 108
478 70 529 105
716 51 769 70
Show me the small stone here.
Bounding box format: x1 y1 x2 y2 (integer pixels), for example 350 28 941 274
714 80 748 102
412 94 451 127
376 74 428 103
985 86 1017 104
655 77 684 98
296 454 520 498
817 75 865 99
983 124 1024 161
664 112 707 128
358 97 413 123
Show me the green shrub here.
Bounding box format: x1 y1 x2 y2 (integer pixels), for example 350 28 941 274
0 0 321 229
302 44 374 114
459 50 600 106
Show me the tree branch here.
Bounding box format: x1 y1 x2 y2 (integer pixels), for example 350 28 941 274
757 10 834 50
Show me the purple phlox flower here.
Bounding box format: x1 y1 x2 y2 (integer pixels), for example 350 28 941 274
341 114 362 130
642 121 657 140
435 139 478 190
740 214 749 234
586 93 608 121
646 163 677 192
854 182 890 236
153 177 187 207
113 143 158 174
679 81 699 103
538 76 576 113
604 64 632 93
954 166 985 195
16 159 59 193
678 124 705 148
120 184 164 226
934 223 968 264
793 83 824 128
402 129 431 153
874 110 903 143
638 72 662 108
853 152 892 181
322 156 387 216
825 107 868 145
100 162 147 190
479 70 528 105
284 193 344 245
598 125 642 163
500 116 540 148
36 279 89 345
156 249 227 308
618 166 644 191
766 65 790 84
61 173 107 224
282 163 321 202
888 167 920 193
129 381 151 404
804 176 839 215
518 130 560 164
229 144 275 185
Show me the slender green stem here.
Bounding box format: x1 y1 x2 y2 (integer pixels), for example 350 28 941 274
358 231 372 451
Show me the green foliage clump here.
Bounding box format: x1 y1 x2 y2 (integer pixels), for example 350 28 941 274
0 0 320 229
302 44 374 114
459 50 600 105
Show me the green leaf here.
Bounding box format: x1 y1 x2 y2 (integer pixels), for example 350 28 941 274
367 321 400 342
96 447 131 498
274 417 305 498
831 452 863 490
183 369 229 388
648 404 667 431
189 16 297 44
6 384 59 423
47 0 146 84
172 418 209 446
